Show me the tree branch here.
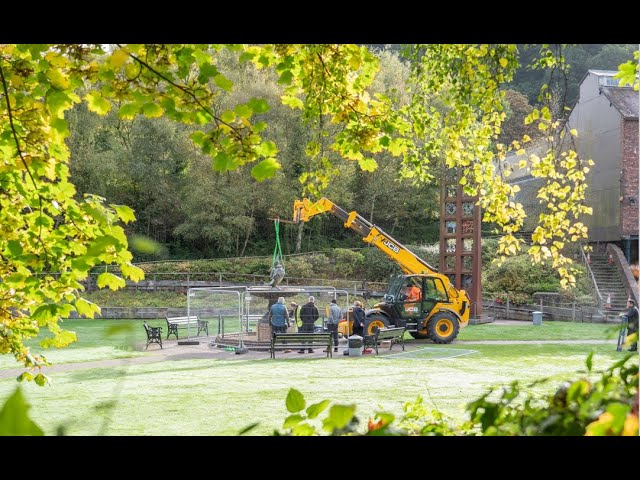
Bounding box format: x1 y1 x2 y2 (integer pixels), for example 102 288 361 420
0 60 49 263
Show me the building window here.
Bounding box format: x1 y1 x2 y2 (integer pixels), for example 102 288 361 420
446 203 456 216
446 238 456 253
599 76 620 87
446 221 457 234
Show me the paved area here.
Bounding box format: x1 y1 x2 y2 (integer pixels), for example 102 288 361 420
0 327 624 380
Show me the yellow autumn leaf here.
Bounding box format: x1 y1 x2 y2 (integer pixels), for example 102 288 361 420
109 49 129 68
499 58 508 68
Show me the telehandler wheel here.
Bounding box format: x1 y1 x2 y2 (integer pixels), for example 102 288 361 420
428 312 460 344
364 314 389 336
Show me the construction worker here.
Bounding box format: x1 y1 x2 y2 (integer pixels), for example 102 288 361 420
403 279 422 302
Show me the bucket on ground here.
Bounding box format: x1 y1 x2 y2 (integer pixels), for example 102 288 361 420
348 334 363 357
532 311 543 325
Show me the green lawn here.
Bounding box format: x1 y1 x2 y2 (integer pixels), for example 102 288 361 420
457 321 618 341
0 319 617 371
0 320 628 436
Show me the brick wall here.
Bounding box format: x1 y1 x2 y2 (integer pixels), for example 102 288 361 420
621 119 639 237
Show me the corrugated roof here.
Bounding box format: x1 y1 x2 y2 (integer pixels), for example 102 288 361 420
600 86 639 120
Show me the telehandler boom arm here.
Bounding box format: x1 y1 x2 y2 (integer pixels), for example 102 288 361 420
293 197 436 276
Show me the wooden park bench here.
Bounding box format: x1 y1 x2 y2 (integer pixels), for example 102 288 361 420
270 332 333 359
143 322 163 349
363 326 406 355
165 316 209 339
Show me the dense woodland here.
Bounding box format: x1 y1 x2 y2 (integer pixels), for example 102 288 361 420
66 44 636 262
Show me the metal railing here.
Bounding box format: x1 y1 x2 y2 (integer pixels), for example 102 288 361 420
580 246 603 308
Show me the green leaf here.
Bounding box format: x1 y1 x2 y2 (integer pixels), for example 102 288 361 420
96 272 126 291
0 387 44 436
282 95 303 109
306 400 331 419
278 70 293 85
71 256 95 273
142 103 163 118
50 118 70 138
285 388 306 413
110 204 136 224
235 104 253 118
121 263 145 282
213 152 238 172
221 110 236 124
248 98 270 114
75 298 101 319
323 404 356 430
6 239 23 256
237 423 259 435
130 235 164 255
388 138 407 156
283 414 304 428
256 141 279 158
605 403 630 433
33 374 48 387
86 235 120 257
198 62 218 83
585 351 593 372
16 372 33 383
40 329 77 348
46 91 74 118
191 131 206 146
291 422 316 436
305 141 320 158
566 379 590 403
86 92 112 115
358 158 378 172
32 304 59 323
118 103 139 120
251 158 281 182
214 74 233 92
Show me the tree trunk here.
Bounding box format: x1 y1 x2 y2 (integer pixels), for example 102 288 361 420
240 227 251 257
369 194 376 225
295 222 304 253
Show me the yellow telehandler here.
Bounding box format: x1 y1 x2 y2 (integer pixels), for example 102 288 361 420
293 197 470 343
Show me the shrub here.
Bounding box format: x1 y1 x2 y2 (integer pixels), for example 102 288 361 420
284 257 315 280
484 254 591 304
362 248 402 282
334 249 365 278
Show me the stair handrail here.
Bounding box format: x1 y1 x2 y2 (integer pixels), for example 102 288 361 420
606 243 639 305
580 246 603 308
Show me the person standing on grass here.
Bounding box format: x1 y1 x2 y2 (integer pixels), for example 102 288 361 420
622 298 639 352
352 300 365 337
298 296 319 354
269 297 290 334
289 301 300 333
325 298 341 353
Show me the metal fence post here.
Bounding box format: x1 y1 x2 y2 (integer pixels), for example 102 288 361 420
506 295 510 320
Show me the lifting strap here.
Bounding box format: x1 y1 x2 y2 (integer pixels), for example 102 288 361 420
271 219 285 270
